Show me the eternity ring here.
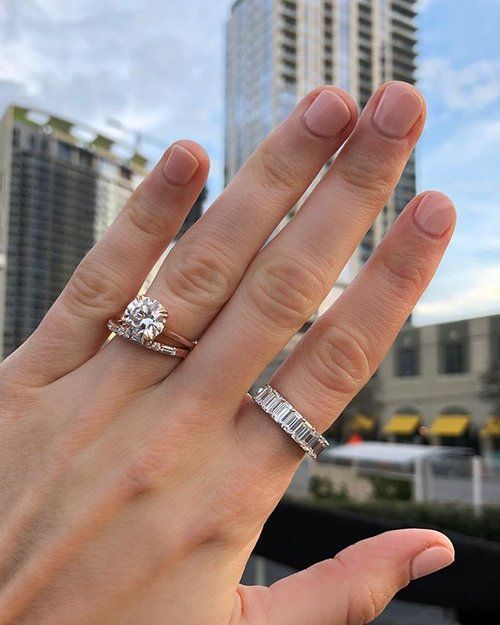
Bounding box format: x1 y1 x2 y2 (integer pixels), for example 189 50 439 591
108 295 197 359
252 385 329 459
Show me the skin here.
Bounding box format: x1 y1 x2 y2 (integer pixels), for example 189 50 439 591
0 82 456 624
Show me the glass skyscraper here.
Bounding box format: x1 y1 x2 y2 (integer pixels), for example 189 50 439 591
225 0 418 311
0 106 148 357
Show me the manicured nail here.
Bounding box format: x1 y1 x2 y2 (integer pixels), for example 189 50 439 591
414 192 456 237
303 91 351 138
373 83 422 138
411 547 455 580
163 145 199 185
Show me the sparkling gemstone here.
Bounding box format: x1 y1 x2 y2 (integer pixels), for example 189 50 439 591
122 296 167 342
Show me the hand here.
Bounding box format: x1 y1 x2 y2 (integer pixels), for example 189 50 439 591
0 82 455 625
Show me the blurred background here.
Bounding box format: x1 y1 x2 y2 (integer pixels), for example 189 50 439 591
0 1 499 623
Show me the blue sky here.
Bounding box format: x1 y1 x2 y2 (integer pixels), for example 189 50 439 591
0 0 498 324
416 0 500 323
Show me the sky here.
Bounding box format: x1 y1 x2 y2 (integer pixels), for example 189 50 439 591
0 0 498 325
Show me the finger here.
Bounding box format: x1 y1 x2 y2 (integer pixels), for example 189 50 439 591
185 82 425 405
5 141 209 385
241 191 456 468
237 529 454 625
96 87 358 387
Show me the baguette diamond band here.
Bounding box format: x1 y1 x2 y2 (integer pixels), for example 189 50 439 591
252 385 329 459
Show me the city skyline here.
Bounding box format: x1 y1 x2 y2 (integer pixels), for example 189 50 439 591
0 0 498 324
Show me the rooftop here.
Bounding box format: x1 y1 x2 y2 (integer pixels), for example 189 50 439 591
6 105 149 173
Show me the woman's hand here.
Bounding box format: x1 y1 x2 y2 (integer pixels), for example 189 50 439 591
0 82 455 625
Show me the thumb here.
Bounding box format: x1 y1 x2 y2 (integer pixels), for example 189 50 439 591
239 529 454 625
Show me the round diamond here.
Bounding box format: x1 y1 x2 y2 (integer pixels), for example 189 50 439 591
122 296 167 342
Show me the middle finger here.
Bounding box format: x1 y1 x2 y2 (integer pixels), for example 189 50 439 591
182 82 425 406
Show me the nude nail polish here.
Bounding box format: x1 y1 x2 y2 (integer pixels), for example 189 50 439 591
163 145 199 185
373 83 422 139
411 547 455 580
414 192 456 237
303 91 351 138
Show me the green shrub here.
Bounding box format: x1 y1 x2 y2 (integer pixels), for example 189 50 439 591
304 495 500 542
367 475 412 501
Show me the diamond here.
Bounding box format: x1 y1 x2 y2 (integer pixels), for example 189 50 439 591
122 296 167 342
273 401 292 422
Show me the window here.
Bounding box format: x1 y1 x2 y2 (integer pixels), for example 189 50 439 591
439 322 469 374
395 330 420 377
79 149 94 169
12 127 20 148
490 315 500 366
57 141 73 162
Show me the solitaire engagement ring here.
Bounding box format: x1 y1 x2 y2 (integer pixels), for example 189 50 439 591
108 295 197 359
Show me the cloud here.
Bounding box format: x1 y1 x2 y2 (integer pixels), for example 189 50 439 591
419 56 500 113
415 264 500 324
0 0 233 200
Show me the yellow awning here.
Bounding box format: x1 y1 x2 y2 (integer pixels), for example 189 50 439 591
350 413 375 432
384 415 420 435
480 417 500 437
429 415 469 437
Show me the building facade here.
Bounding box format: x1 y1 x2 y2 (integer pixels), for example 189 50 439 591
378 315 500 450
225 0 418 307
0 106 148 358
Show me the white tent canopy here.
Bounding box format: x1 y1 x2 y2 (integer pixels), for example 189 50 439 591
321 442 471 466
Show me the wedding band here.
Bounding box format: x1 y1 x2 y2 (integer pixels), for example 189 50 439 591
108 295 197 359
252 385 329 459
107 319 192 358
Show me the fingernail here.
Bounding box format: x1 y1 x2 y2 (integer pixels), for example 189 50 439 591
373 83 422 138
414 192 456 237
303 91 351 138
411 547 455 580
163 145 199 185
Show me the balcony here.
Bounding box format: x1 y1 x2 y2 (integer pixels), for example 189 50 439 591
392 0 417 19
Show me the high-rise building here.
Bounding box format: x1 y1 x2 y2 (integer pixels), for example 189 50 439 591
0 106 148 358
225 0 417 308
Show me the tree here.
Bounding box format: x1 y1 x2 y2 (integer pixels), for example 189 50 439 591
480 361 500 415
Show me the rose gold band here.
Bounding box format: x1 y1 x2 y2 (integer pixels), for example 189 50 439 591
161 328 197 350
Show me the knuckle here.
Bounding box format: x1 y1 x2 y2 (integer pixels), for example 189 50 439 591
248 257 325 329
167 241 234 309
373 251 427 303
63 259 124 317
336 152 395 200
331 552 379 625
306 323 372 397
125 191 174 240
254 147 299 196
118 450 165 498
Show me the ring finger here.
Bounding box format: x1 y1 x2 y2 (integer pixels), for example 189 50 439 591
96 86 358 388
